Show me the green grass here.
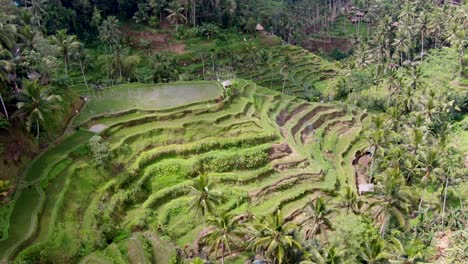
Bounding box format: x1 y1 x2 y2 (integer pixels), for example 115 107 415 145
23 130 93 183
0 187 43 259
75 81 222 125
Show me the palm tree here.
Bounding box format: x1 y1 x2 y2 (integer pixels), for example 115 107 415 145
416 11 429 61
446 24 466 80
418 148 440 184
49 30 80 77
360 237 391 264
336 185 362 215
165 2 187 32
99 16 121 82
410 128 424 156
0 48 13 120
14 80 62 139
389 237 430 264
369 168 413 235
301 198 334 242
367 114 387 182
441 154 461 229
405 66 425 91
400 86 416 114
203 211 245 264
189 173 221 235
72 44 90 89
250 210 301 264
303 244 346 264
99 16 121 48
0 14 18 49
27 0 48 28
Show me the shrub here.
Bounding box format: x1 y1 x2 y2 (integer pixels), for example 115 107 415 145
89 136 112 167
0 115 10 130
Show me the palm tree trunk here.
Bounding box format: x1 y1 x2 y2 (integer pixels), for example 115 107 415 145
79 59 89 89
380 215 388 235
192 0 196 26
0 94 9 120
64 57 68 77
459 49 464 80
421 31 424 62
369 146 377 183
441 174 449 229
203 215 206 235
221 243 225 264
36 118 40 139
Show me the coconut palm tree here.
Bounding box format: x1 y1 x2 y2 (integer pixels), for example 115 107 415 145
250 210 301 264
418 148 440 184
0 48 13 120
203 211 245 264
360 237 391 264
337 185 362 215
441 153 461 229
72 44 90 89
416 11 429 61
14 80 62 139
189 173 221 235
301 197 334 242
445 23 466 79
369 168 413 235
302 244 346 264
389 237 431 264
0 14 18 49
49 30 80 77
400 86 416 114
27 0 48 28
165 2 187 32
405 66 425 91
99 16 121 48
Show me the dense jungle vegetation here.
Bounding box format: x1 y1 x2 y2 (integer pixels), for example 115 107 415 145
0 0 467 263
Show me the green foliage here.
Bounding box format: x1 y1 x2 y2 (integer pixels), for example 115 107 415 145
0 115 9 130
89 135 112 167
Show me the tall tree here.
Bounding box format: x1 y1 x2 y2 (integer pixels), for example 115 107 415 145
165 2 187 32
369 168 413 235
14 80 62 139
250 210 301 264
303 244 346 264
203 211 245 264
189 173 221 235
360 237 390 264
0 48 12 120
49 30 80 77
336 185 362 215
301 197 334 242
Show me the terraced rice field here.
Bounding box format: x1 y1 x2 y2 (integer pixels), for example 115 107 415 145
241 45 337 97
1 79 368 263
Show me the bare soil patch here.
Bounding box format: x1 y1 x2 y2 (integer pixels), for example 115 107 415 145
268 143 292 160
121 25 186 54
276 103 310 126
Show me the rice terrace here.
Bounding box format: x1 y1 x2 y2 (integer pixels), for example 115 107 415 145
0 1 467 264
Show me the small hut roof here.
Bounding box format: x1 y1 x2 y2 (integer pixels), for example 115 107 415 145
358 184 375 194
